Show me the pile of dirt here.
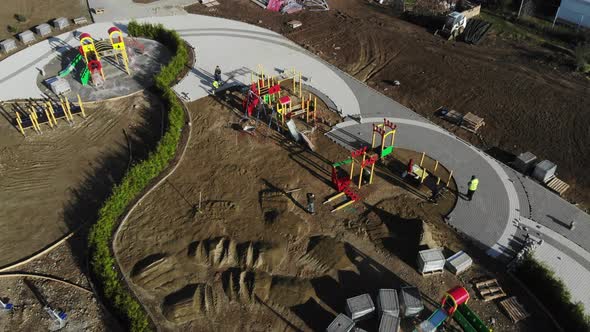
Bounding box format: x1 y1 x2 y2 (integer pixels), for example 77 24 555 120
186 0 590 208
115 94 555 331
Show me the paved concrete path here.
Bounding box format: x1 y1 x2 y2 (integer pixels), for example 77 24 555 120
0 13 589 314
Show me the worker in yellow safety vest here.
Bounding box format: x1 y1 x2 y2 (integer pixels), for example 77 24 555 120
467 175 479 201
212 80 220 91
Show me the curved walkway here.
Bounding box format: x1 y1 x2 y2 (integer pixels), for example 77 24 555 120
327 117 520 258
0 13 589 314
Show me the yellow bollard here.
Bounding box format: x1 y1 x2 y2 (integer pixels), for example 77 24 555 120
77 94 86 118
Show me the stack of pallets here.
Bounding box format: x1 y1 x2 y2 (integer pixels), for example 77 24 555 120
546 177 570 196
462 112 485 133
475 279 506 302
500 297 530 322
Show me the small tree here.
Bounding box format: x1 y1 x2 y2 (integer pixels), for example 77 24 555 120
14 14 27 22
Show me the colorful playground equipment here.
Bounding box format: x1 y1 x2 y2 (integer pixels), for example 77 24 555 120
324 146 378 212
76 27 131 86
371 118 397 158
242 65 314 129
13 95 87 136
415 286 492 332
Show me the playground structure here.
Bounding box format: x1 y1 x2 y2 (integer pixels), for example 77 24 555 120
242 65 316 130
59 27 132 87
415 286 491 332
323 118 397 212
12 95 87 136
324 146 379 212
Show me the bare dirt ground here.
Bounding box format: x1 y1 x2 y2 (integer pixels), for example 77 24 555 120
187 0 590 210
0 92 164 330
0 0 90 41
115 94 555 331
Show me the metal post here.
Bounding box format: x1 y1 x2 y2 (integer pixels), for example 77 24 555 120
517 0 525 18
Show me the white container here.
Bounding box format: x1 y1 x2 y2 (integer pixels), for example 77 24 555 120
379 313 400 332
35 23 52 37
532 160 557 183
513 151 537 174
53 17 70 30
377 289 399 318
417 248 445 274
0 39 17 53
18 30 36 44
345 294 375 321
400 286 424 317
45 77 71 95
446 250 473 274
327 313 355 332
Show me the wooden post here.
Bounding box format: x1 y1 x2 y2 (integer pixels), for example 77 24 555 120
420 168 426 184
350 161 355 181
391 129 395 146
46 102 57 125
77 95 86 118
433 160 439 173
15 112 25 136
419 152 425 167
436 176 441 185
369 162 375 184
372 129 377 149
446 170 453 187
44 107 53 128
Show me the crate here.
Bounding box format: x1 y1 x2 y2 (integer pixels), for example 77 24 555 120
445 251 473 275
45 76 71 95
400 286 424 317
35 23 52 37
532 160 556 184
417 248 445 275
18 30 36 44
462 112 485 133
378 313 400 332
500 297 530 323
377 289 399 318
327 313 355 332
512 152 537 174
0 39 17 54
345 294 375 321
53 17 70 30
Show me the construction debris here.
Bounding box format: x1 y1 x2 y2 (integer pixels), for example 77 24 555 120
463 19 493 45
287 20 303 29
250 0 327 12
500 296 530 323
475 278 506 302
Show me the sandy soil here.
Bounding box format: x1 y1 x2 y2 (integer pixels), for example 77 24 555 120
186 0 590 209
0 0 90 41
0 91 166 331
115 93 554 331
0 92 163 267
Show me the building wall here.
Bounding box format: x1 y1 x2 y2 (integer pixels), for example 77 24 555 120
557 0 590 27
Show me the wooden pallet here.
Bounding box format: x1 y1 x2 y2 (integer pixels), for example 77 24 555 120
546 177 570 196
462 112 485 133
500 297 530 322
203 0 220 7
475 279 506 301
421 268 444 276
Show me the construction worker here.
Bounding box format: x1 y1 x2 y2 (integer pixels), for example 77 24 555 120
307 193 315 214
467 175 479 201
214 65 222 83
212 80 220 91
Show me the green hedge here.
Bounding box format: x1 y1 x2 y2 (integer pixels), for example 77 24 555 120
514 253 590 331
88 21 188 332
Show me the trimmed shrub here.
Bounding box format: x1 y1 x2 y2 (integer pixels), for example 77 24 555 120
14 14 27 22
514 253 590 331
88 21 188 332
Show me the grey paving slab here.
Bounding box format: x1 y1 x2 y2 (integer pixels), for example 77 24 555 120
534 242 590 314
88 0 197 23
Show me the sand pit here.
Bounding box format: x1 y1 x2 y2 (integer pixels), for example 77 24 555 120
114 92 554 331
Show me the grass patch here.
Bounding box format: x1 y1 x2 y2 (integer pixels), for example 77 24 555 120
513 253 590 331
481 9 588 48
88 20 188 332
